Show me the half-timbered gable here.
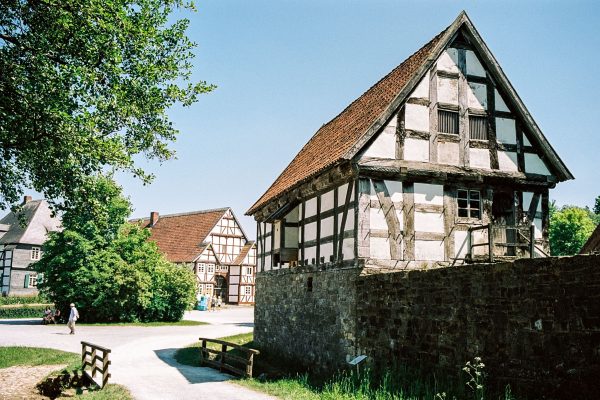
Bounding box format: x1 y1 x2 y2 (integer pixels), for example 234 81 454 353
131 207 256 304
248 12 572 270
229 241 257 304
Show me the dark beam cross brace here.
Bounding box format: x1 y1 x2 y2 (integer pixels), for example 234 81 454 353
372 180 402 259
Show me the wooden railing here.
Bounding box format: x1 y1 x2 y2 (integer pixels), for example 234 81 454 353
81 341 111 388
198 337 259 378
464 222 549 263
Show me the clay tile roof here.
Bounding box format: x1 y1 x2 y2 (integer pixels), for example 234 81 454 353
233 241 255 265
247 27 449 215
130 208 228 263
580 225 600 254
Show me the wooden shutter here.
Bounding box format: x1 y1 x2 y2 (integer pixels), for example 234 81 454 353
24 273 30 288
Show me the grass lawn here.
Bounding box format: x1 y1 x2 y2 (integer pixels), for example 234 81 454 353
78 320 207 327
0 347 133 399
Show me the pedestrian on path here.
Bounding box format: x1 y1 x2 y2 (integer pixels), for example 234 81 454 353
68 303 79 335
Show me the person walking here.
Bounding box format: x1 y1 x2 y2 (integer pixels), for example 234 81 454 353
67 303 79 335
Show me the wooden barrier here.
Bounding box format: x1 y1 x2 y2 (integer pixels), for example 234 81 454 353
198 337 259 378
81 341 111 388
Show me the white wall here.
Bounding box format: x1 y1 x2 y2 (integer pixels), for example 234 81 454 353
404 138 429 162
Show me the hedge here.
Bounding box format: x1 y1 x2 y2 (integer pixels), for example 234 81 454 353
0 305 50 319
0 295 49 306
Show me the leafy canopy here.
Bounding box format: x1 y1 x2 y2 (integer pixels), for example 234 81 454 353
0 0 214 211
549 205 597 256
35 177 196 322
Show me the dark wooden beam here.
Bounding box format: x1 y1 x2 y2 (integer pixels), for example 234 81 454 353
457 49 470 167
395 107 405 160
402 182 415 260
429 67 438 163
357 178 371 259
443 185 456 261
337 180 354 261
372 180 402 259
486 73 499 170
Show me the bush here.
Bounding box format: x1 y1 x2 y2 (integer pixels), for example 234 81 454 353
0 295 48 306
0 305 49 319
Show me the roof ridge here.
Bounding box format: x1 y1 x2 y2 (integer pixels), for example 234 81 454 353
130 207 229 222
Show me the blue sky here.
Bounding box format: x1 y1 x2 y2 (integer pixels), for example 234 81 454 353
115 0 600 236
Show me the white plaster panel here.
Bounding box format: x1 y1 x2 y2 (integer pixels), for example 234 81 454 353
265 223 272 234
273 221 281 249
410 72 429 99
370 207 388 230
338 183 349 202
469 148 491 169
322 190 335 212
494 89 510 112
437 77 458 105
305 198 317 218
385 180 403 202
496 117 516 144
321 216 334 238
522 192 542 213
304 246 316 263
265 236 271 252
454 230 469 259
405 103 429 132
343 238 354 260
338 211 355 232
467 82 487 110
523 134 532 146
304 222 317 241
415 240 445 261
404 138 429 162
284 226 298 248
414 211 444 233
498 151 519 172
525 153 550 175
437 48 459 73
466 50 486 77
264 255 271 270
230 275 240 284
369 180 378 201
438 141 460 165
362 129 396 159
370 237 391 260
321 242 334 262
395 210 404 230
286 206 299 223
414 183 443 205
534 218 543 239
386 113 398 129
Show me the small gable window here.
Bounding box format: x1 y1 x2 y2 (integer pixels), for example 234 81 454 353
198 263 205 273
438 110 459 134
246 267 253 276
244 286 252 295
31 247 41 261
469 116 488 140
457 189 481 219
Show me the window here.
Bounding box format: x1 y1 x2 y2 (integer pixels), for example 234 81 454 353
244 286 252 295
246 267 253 276
31 247 41 261
207 264 215 273
469 116 488 140
198 284 204 292
457 190 481 219
24 273 37 288
198 263 205 273
438 110 459 134
205 284 213 292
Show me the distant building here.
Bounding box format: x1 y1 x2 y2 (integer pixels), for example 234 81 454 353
131 208 256 304
0 196 62 296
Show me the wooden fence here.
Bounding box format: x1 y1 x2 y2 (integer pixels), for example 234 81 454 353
81 341 111 388
198 337 259 378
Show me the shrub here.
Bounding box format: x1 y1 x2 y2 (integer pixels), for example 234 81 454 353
0 305 49 319
0 295 48 306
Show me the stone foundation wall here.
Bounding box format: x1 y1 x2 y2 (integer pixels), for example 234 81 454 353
356 255 600 397
254 266 361 371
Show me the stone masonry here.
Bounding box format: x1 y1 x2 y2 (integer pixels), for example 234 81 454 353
255 255 600 397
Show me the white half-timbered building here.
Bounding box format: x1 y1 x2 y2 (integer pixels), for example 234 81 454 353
247 12 572 271
131 208 256 304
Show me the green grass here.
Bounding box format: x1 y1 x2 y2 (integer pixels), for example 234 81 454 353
174 334 518 400
74 384 133 399
0 346 80 369
78 320 208 327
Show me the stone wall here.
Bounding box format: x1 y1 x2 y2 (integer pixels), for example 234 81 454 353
356 255 600 397
254 266 361 371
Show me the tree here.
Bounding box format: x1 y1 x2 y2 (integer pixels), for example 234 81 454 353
35 177 196 322
549 206 596 256
594 196 600 216
0 0 214 211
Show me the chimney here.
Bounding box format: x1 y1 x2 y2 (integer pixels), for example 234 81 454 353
149 211 159 227
23 195 32 204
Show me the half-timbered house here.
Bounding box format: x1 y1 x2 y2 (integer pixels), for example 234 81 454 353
131 208 256 304
247 12 572 270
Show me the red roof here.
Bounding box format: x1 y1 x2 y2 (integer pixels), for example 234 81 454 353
246 26 448 215
233 241 255 265
131 208 227 263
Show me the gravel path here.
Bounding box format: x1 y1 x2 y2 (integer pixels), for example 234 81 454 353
0 307 275 400
0 364 64 400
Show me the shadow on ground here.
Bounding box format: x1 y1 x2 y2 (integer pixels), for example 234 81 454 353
154 348 236 384
0 319 43 326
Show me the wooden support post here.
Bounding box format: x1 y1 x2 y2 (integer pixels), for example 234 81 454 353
372 179 402 259
200 339 206 366
467 227 473 261
457 49 470 167
529 223 535 258
338 180 354 262
488 223 494 263
246 354 254 377
486 73 499 170
91 348 97 377
357 178 371 259
220 343 227 371
429 67 438 162
402 182 415 260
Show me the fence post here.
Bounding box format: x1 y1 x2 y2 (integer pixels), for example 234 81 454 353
220 343 227 371
529 223 535 258
81 343 86 367
91 348 97 378
200 339 206 366
246 353 254 378
488 223 494 263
